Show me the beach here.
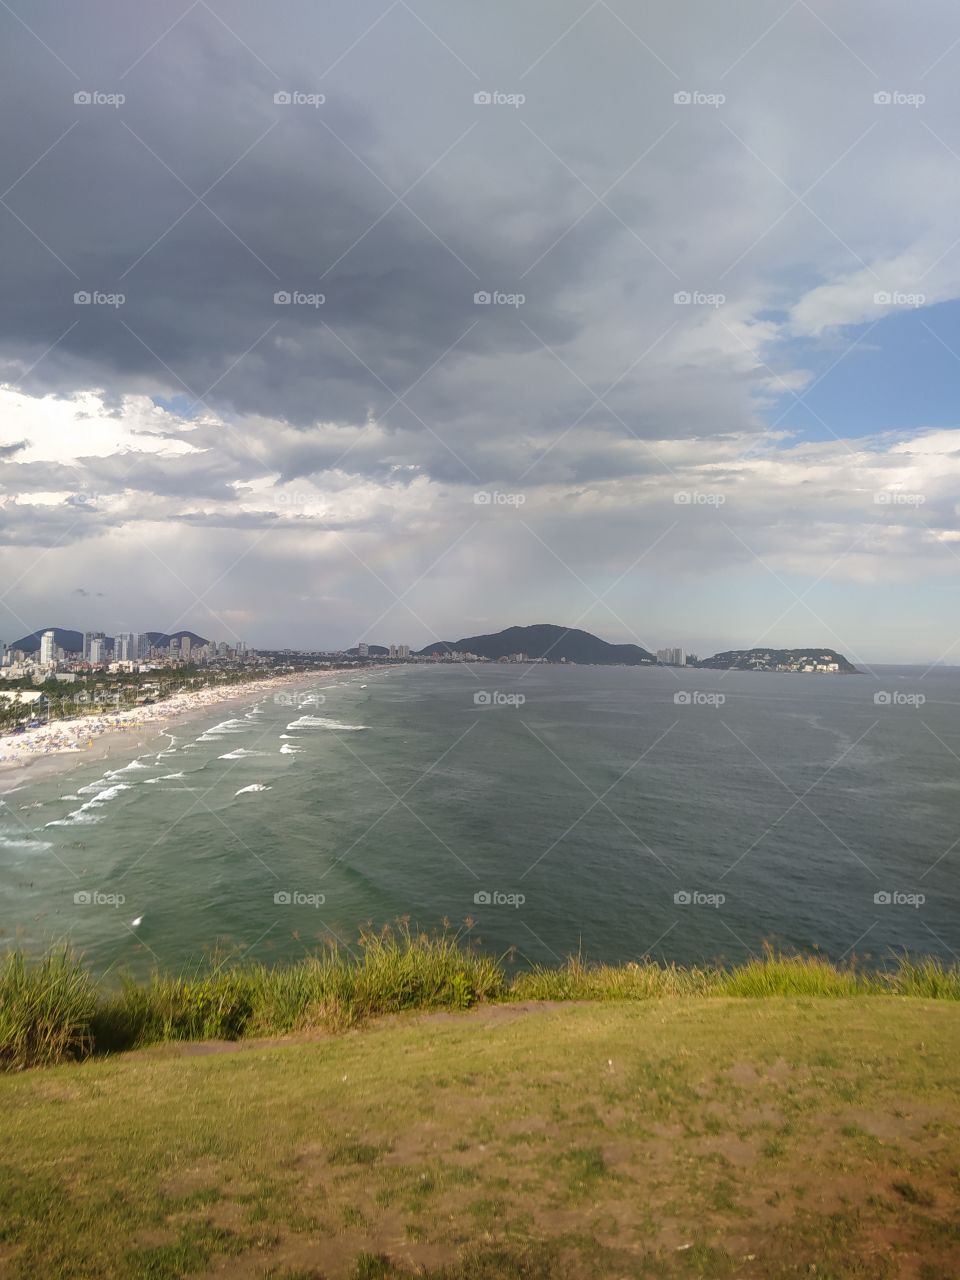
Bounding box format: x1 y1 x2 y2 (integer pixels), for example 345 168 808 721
0 669 340 792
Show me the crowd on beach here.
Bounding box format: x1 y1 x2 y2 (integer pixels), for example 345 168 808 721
0 672 325 772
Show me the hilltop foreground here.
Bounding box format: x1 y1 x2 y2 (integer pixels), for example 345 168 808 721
3 998 960 1279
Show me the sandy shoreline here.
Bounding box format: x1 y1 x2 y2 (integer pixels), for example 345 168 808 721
0 670 344 794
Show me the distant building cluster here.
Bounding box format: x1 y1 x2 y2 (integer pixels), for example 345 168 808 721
757 653 841 673
656 647 687 666
1 629 254 682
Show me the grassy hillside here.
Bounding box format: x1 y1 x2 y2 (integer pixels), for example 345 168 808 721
3 998 960 1278
3 931 960 1071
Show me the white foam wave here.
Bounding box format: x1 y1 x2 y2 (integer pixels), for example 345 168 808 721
218 748 265 760
0 836 52 851
279 743 302 754
286 716 368 731
46 781 131 827
196 718 250 742
235 783 271 795
77 774 112 796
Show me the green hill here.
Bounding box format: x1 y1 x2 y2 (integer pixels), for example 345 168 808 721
418 623 654 664
696 647 860 673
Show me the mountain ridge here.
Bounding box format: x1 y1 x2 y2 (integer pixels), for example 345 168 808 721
416 624 655 664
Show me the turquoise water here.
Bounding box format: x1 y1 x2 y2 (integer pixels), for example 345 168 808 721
1 663 958 975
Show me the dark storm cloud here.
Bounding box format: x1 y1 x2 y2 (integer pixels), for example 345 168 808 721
0 2 587 445
0 0 808 493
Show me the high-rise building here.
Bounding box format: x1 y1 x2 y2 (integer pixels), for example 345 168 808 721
115 632 139 662
137 633 151 659
181 636 191 661
39 630 56 665
357 642 369 658
83 631 105 662
656 647 686 667
88 636 106 664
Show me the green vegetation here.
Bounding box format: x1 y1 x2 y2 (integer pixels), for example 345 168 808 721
3 997 960 1278
3 931 960 1070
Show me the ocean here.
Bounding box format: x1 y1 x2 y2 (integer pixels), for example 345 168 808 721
1 662 958 976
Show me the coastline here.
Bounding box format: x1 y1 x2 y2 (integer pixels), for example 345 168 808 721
0 668 354 794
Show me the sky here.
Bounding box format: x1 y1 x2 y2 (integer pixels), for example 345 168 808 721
1 0 959 663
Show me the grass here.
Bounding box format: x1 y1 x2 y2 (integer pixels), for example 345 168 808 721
0 948 98 1071
3 998 960 1277
3 931 960 1069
